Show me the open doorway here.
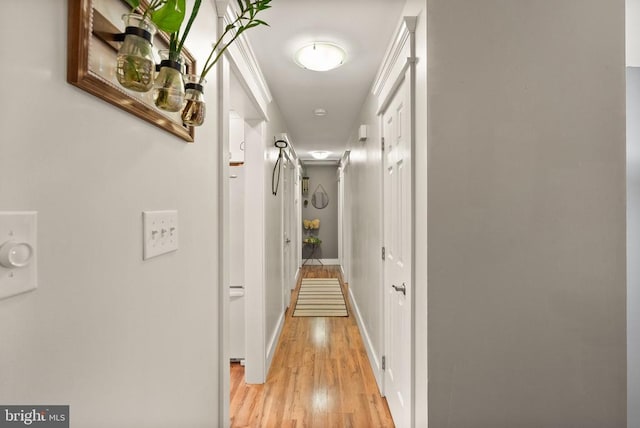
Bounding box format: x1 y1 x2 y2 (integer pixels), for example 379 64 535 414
224 56 271 403
219 18 299 426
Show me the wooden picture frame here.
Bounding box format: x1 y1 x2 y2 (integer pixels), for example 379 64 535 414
67 0 196 142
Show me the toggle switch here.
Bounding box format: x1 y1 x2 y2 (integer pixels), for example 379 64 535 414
142 210 178 260
0 211 37 300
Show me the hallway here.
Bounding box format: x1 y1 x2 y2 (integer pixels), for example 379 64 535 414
230 266 394 428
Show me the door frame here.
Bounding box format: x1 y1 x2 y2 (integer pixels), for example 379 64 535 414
338 151 351 283
215 1 273 426
280 146 298 309
373 16 417 427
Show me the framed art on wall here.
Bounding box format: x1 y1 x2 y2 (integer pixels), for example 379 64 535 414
67 0 196 142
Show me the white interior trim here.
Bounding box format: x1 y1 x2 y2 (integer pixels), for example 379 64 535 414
372 17 418 115
266 310 286 371
302 258 340 266
219 1 273 120
349 287 383 390
243 120 267 384
216 50 232 428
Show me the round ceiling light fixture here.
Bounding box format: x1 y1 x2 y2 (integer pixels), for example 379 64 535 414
314 108 327 117
294 42 346 72
310 151 331 160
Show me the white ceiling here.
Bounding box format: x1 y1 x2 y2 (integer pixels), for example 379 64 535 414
245 0 406 160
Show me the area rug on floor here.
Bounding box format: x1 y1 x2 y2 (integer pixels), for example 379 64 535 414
292 278 348 317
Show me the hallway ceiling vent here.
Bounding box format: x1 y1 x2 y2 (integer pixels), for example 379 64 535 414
294 42 346 72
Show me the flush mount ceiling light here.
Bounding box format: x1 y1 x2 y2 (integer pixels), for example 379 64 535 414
310 151 331 160
295 42 346 72
314 108 327 117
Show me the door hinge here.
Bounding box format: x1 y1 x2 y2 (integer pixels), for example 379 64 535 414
382 355 386 370
381 137 385 151
382 246 385 260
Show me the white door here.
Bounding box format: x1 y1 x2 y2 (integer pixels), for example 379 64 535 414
229 166 246 360
383 74 412 427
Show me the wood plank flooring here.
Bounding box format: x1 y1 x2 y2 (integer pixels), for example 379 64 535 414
230 265 395 428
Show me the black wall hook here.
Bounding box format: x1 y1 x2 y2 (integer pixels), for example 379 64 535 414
272 138 288 195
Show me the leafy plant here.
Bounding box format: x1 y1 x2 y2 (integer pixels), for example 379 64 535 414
124 0 186 34
181 0 271 125
125 0 201 60
198 0 271 83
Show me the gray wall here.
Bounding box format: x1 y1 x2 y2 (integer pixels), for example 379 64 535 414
628 67 640 428
427 1 627 427
302 165 339 259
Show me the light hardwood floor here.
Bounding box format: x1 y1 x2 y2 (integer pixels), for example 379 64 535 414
230 265 395 428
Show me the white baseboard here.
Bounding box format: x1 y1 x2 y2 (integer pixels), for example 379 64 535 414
348 287 384 392
293 267 301 289
265 310 285 373
302 258 340 265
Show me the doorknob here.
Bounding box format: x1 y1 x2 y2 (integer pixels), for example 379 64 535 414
285 238 291 243
392 283 406 296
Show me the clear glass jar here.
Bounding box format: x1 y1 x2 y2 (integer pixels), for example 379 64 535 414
116 14 157 92
153 50 185 112
181 75 206 126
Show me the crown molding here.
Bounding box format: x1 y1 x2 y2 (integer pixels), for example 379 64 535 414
216 0 273 120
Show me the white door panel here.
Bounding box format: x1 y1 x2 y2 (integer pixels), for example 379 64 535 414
383 75 412 428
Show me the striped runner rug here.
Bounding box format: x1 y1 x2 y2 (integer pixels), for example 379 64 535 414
292 278 348 317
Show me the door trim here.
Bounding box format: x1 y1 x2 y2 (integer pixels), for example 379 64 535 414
215 1 272 426
374 15 417 427
373 17 418 114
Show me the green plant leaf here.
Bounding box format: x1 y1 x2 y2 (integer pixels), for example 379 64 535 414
151 0 186 33
199 0 271 82
175 0 202 56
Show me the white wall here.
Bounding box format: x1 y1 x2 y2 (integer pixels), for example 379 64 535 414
344 87 384 384
628 0 640 66
628 67 640 428
242 98 290 383
262 103 290 367
0 1 222 427
229 166 245 287
427 1 626 427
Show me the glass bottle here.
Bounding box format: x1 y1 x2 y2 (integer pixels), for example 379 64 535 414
116 14 157 92
153 50 185 112
181 75 206 126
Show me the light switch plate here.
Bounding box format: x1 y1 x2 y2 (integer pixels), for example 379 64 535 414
0 211 37 300
143 210 178 260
